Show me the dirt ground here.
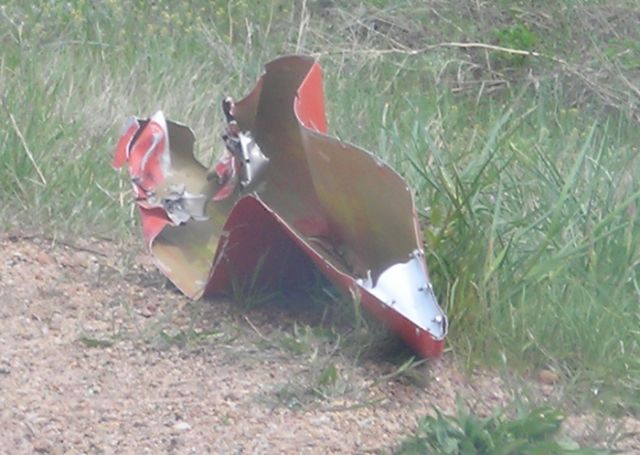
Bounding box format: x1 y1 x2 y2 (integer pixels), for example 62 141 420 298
0 234 638 454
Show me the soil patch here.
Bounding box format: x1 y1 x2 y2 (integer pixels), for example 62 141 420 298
0 235 637 454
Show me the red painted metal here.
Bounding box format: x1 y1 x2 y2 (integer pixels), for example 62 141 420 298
113 55 447 358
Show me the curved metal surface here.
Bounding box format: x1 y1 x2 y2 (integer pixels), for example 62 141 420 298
114 55 447 358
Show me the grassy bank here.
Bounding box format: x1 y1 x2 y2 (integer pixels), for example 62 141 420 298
1 0 638 415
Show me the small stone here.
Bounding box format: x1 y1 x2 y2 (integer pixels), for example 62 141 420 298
172 421 191 431
35 252 55 266
32 438 51 453
139 304 156 318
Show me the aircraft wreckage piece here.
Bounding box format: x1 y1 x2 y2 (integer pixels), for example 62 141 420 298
113 55 447 357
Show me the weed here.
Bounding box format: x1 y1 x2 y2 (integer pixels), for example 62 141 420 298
267 324 360 408
228 250 281 309
155 327 224 349
397 401 609 455
78 335 114 349
494 23 538 66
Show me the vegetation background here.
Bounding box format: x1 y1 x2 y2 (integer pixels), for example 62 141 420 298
1 0 639 451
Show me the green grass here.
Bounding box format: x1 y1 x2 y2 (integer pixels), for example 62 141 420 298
397 401 608 454
1 0 639 417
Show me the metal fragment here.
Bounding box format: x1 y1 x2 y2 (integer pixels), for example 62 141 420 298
113 55 447 358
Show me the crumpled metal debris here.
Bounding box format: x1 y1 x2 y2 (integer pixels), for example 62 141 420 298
209 97 270 201
113 55 447 358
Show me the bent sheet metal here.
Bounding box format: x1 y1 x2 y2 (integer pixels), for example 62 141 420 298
113 55 447 357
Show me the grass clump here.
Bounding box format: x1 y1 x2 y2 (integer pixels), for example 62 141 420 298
397 402 608 455
396 93 640 413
